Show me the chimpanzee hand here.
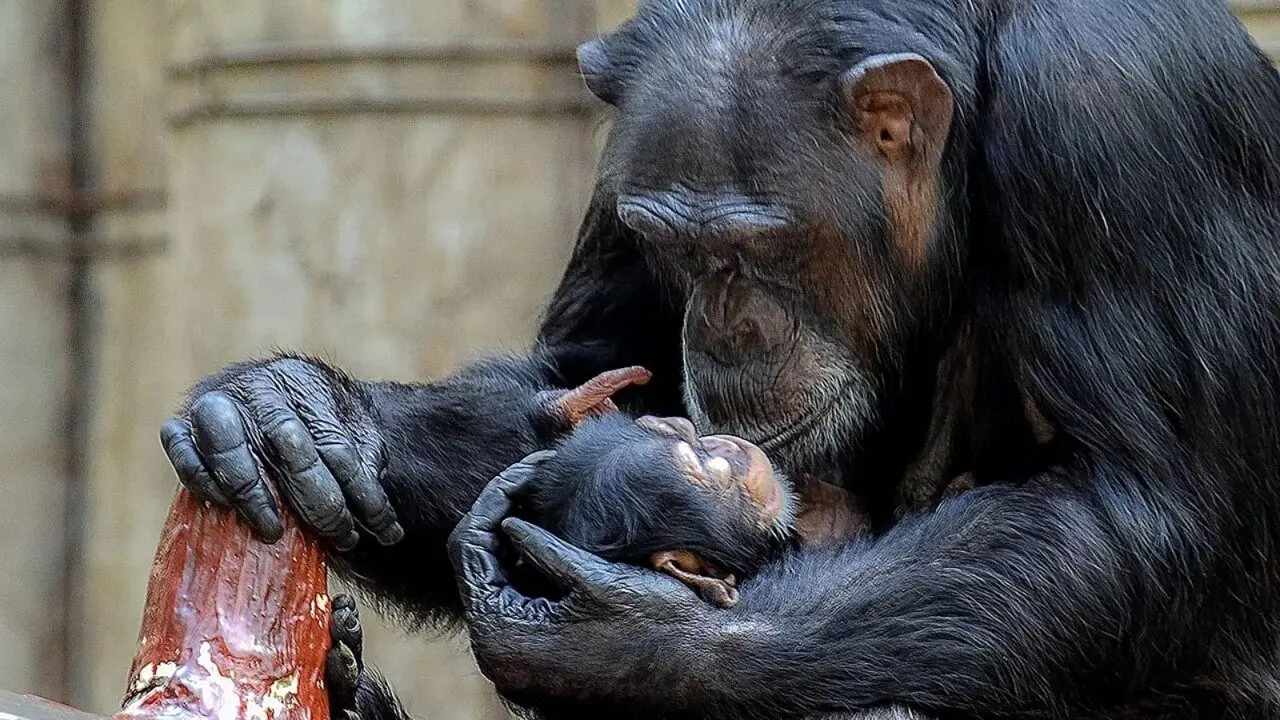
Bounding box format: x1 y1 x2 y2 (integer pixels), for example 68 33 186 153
326 594 413 720
160 356 403 551
447 452 712 709
326 594 364 720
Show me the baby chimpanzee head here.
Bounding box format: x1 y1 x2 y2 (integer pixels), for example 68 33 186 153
519 411 796 607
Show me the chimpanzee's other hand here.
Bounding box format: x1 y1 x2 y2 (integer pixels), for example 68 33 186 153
327 594 364 720
447 452 710 709
160 356 403 551
327 595 414 720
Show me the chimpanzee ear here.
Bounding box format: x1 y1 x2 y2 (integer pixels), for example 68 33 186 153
651 550 740 608
577 37 619 105
839 53 954 165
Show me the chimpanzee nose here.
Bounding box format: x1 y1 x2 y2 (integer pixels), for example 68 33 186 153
663 416 699 443
687 312 768 366
685 273 779 366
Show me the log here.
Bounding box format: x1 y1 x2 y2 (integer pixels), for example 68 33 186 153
115 488 330 720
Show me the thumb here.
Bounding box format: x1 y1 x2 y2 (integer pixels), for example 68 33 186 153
501 518 631 598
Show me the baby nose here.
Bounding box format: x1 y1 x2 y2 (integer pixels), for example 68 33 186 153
665 416 698 443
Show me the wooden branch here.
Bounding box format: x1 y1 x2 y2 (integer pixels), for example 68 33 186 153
114 488 331 720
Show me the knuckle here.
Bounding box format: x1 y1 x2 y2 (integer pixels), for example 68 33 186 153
256 404 298 433
317 443 361 480
360 495 395 521
267 418 311 453
215 469 261 497
302 497 351 534
192 403 254 456
306 488 347 516
191 391 241 426
164 439 200 469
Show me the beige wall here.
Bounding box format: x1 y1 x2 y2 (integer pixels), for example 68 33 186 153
1237 1 1280 59
0 0 74 702
0 0 1275 717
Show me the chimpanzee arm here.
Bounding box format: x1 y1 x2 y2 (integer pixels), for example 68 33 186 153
692 474 1176 717
160 192 684 623
325 354 566 621
452 457 1235 719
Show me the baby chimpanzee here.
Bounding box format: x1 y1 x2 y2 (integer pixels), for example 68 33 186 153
514 367 793 606
518 411 796 607
518 366 963 607
519 367 878 607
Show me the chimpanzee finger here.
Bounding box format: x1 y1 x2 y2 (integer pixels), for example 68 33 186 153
447 452 555 602
264 372 403 547
256 400 359 551
554 366 652 424
189 392 284 541
330 594 363 668
501 517 630 596
316 441 402 546
161 419 228 506
325 641 360 717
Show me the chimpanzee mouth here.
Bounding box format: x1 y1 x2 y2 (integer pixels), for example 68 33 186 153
687 375 871 469
754 389 849 452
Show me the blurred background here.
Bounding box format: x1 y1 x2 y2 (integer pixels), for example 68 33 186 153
0 1 1275 718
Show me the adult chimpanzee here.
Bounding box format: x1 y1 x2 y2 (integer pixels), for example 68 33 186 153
157 0 1280 716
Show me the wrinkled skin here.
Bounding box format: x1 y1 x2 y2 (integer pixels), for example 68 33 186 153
160 357 400 551
447 453 712 710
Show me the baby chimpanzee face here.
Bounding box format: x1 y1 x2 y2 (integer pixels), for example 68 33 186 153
519 412 797 607
632 415 791 526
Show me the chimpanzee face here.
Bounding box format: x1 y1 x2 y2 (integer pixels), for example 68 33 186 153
633 415 794 531
578 0 958 475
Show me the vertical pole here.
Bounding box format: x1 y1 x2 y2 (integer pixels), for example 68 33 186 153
57 0 99 705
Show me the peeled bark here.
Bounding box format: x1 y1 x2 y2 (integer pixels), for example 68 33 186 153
116 488 330 720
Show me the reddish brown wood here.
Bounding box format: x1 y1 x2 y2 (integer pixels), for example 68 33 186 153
115 488 330 720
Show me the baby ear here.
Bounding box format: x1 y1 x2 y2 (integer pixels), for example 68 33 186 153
651 550 739 608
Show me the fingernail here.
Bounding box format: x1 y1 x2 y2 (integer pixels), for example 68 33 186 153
263 518 285 543
501 517 530 538
379 522 405 546
335 530 360 552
